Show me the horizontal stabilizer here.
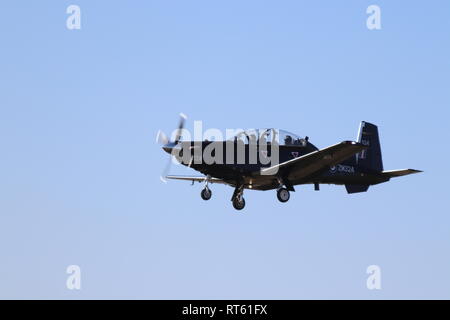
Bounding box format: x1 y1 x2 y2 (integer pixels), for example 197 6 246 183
381 169 422 178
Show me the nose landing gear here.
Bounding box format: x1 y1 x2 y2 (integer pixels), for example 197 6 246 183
231 185 245 210
232 195 245 210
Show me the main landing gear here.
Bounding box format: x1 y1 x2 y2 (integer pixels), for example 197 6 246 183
231 185 245 210
277 187 290 203
201 187 212 200
200 175 212 201
200 182 290 209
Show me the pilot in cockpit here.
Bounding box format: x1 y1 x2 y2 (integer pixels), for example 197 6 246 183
293 137 308 146
284 135 293 145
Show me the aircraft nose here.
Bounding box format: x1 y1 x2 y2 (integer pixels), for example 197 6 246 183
162 143 174 154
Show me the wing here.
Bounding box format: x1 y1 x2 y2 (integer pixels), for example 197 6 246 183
260 141 366 181
381 169 422 178
165 175 229 185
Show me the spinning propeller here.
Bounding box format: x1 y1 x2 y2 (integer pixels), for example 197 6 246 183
156 113 187 182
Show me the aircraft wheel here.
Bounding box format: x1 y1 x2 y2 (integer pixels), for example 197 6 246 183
201 188 212 201
277 188 290 203
232 197 245 210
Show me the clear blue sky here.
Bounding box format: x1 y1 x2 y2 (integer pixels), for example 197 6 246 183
0 0 449 299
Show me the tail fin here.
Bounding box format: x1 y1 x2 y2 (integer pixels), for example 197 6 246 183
356 121 383 172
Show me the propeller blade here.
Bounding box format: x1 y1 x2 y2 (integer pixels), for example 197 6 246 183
174 113 187 144
159 112 188 183
160 152 184 183
160 155 173 183
156 130 169 145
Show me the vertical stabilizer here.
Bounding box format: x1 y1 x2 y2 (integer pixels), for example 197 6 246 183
356 121 383 172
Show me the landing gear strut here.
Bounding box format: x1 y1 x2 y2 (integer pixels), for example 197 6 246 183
277 187 290 203
200 175 212 201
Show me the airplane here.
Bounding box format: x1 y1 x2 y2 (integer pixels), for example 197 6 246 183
157 114 421 211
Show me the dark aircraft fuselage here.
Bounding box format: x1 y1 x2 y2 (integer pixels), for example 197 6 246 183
164 140 389 191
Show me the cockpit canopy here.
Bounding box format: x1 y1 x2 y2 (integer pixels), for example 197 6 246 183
279 130 308 146
231 128 308 146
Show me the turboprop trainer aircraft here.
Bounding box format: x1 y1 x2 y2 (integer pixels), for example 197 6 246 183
157 114 421 211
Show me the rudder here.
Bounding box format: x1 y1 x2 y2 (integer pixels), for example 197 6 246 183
356 121 383 172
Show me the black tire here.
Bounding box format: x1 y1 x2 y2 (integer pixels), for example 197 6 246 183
277 188 290 203
232 197 245 210
201 188 212 201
